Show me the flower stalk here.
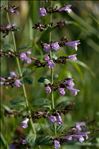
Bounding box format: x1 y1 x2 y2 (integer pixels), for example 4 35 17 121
6 11 36 136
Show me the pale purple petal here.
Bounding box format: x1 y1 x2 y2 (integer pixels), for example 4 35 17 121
67 54 77 61
76 122 86 131
65 40 80 51
20 52 28 61
51 42 60 51
67 86 80 96
64 78 75 88
14 79 22 87
59 87 65 96
47 60 55 68
45 85 51 94
56 113 63 125
58 5 72 13
10 72 17 77
43 43 51 52
39 8 47 16
49 115 57 123
21 118 29 129
54 140 60 149
44 55 50 61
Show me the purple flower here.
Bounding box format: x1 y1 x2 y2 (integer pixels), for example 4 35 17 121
44 55 50 61
51 42 60 51
14 79 22 87
67 87 80 96
10 72 17 77
65 122 89 143
64 78 75 88
66 133 88 143
7 6 19 15
65 40 80 51
43 43 51 52
26 57 32 64
20 52 32 64
20 52 27 61
57 113 63 125
58 5 72 13
49 113 62 125
6 24 16 30
45 85 51 94
76 122 86 131
39 7 47 16
59 87 65 96
21 118 29 129
49 115 57 123
47 59 55 68
67 54 77 61
54 140 60 149
78 136 85 143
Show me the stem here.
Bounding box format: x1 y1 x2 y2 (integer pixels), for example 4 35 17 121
49 1 57 136
6 13 36 135
49 1 55 110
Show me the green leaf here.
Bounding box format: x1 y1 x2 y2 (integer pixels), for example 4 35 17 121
76 60 95 77
26 131 36 147
0 133 9 149
38 77 46 83
23 76 33 84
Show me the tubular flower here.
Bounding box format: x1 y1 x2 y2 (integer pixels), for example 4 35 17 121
45 85 52 94
21 118 29 129
65 40 80 51
58 5 72 13
19 51 32 64
59 87 66 96
39 7 47 16
54 140 60 149
51 42 60 51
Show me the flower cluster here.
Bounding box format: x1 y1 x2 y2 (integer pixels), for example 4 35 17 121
32 21 71 32
45 78 80 96
19 51 32 64
0 49 33 64
5 5 19 15
44 55 55 68
0 72 22 87
54 54 77 64
49 113 62 125
65 122 90 143
53 122 89 149
39 5 72 16
42 40 80 52
42 42 60 52
0 24 17 37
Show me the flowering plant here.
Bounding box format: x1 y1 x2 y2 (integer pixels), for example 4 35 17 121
0 1 98 149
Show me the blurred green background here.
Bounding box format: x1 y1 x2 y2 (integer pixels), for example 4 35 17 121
0 0 99 149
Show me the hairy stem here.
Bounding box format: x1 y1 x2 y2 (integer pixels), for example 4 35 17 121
6 12 36 135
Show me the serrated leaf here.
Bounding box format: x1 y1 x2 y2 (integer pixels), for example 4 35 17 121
35 135 52 146
26 131 36 147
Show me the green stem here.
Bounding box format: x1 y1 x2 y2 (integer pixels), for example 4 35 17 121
49 2 55 110
6 13 36 135
49 1 57 136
